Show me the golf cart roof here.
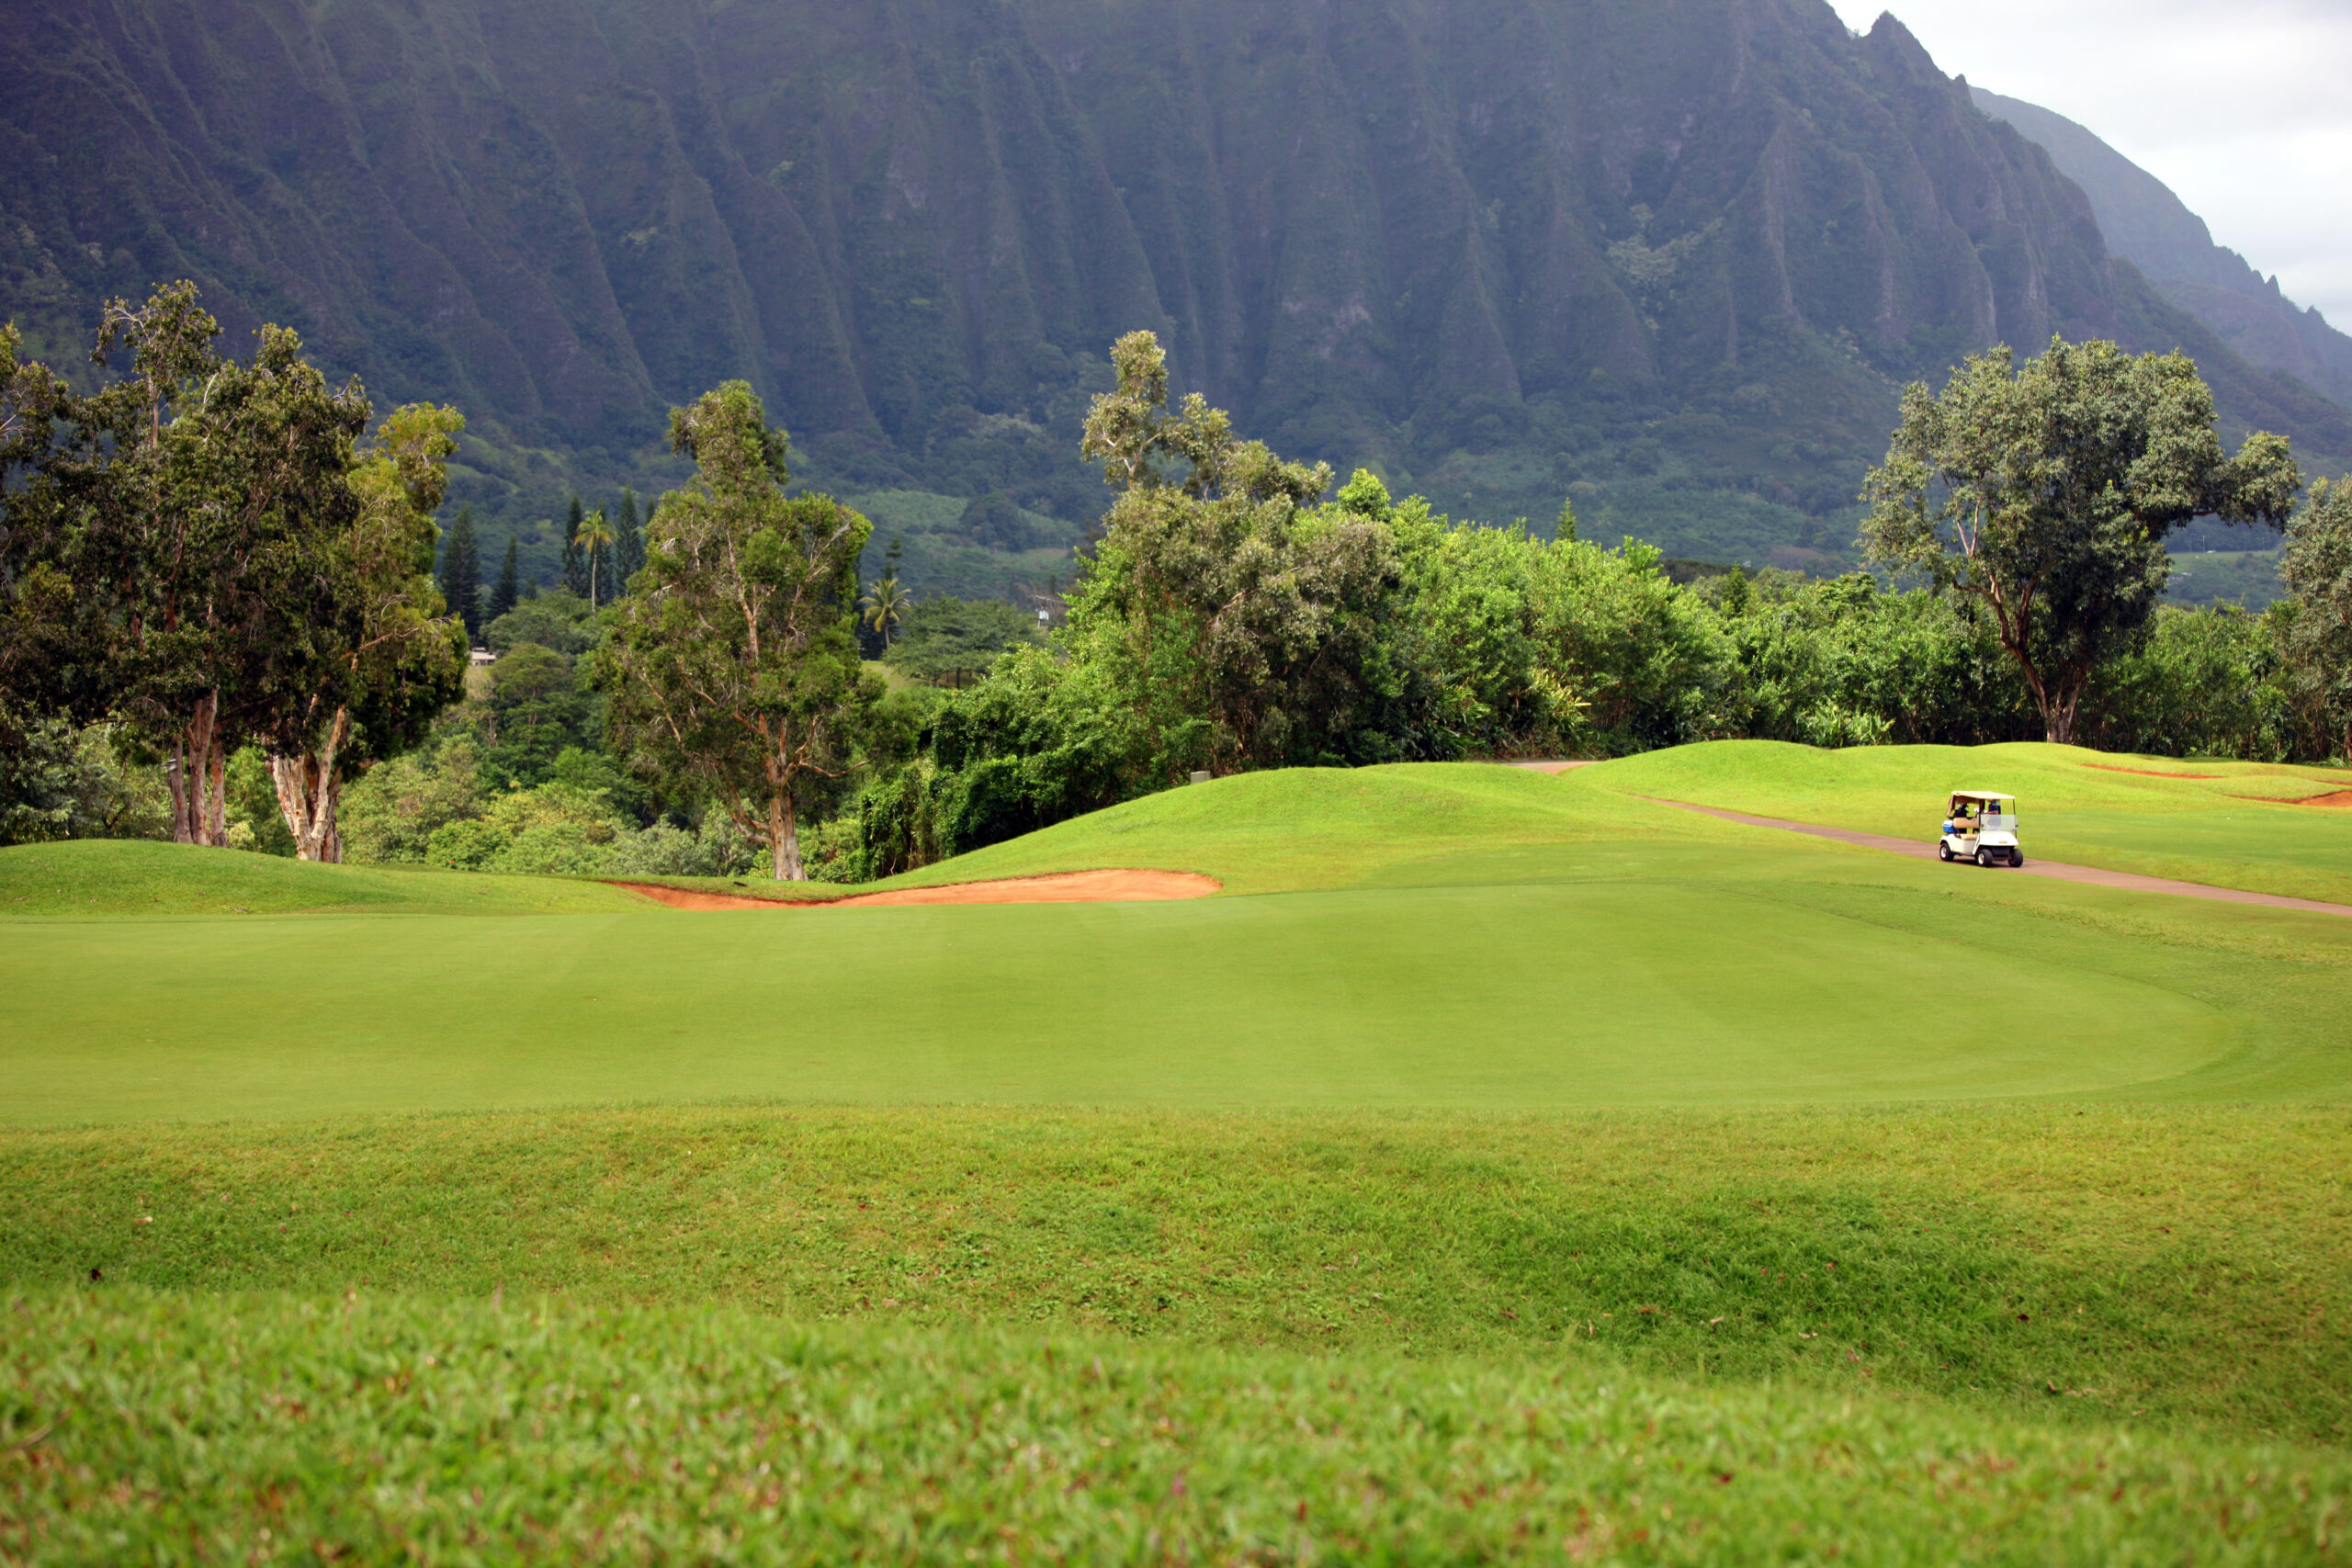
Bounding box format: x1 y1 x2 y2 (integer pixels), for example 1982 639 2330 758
1950 790 2015 803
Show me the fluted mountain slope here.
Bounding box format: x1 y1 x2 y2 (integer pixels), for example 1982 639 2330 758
4 0 2345 574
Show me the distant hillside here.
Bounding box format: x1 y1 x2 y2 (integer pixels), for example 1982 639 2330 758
1971 87 2352 415
5 0 2347 593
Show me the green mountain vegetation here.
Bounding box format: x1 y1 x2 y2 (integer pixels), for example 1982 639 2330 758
7 0 2350 602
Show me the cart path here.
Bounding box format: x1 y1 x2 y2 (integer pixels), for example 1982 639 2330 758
1641 797 2352 919
613 869 1221 910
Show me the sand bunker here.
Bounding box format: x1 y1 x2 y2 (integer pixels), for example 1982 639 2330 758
614 868 1220 910
2301 789 2352 808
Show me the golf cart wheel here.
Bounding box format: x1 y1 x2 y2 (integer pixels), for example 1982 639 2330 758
1938 841 1954 862
2011 852 2026 869
1976 847 1996 868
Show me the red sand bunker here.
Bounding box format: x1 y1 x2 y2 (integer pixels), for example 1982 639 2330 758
2301 789 2352 809
613 868 1221 910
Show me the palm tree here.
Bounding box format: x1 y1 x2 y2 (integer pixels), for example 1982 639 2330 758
860 574 912 648
574 508 616 607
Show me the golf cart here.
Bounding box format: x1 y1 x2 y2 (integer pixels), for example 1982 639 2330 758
1939 791 2022 867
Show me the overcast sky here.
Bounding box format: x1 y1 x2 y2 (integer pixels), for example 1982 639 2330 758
1826 0 2352 328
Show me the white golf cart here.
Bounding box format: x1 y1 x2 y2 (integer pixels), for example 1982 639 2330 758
1939 790 2023 868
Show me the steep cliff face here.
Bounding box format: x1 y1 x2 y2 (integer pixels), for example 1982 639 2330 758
3 0 2343 562
1972 86 2352 414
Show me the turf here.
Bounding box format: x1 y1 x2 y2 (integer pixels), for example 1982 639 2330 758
0 838 650 916
9 753 2352 1555
1584 741 2352 905
6 1103 2346 1441
6 835 2320 1124
7 1286 2344 1566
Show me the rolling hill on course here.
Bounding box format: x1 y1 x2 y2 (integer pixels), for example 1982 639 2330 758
6 745 2351 1557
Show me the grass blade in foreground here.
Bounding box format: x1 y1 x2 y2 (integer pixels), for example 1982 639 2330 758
5 1288 2346 1565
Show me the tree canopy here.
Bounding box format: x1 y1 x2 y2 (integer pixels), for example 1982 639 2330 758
1861 336 2300 743
598 382 872 880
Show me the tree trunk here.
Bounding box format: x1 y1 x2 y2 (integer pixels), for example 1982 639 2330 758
767 791 805 880
168 692 230 846
269 707 349 862
205 746 228 845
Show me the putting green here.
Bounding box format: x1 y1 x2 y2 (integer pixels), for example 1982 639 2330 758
0 840 2234 1123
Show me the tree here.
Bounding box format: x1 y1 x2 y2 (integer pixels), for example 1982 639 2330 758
861 573 912 648
1862 336 2300 743
1070 330 1396 775
2283 477 2352 761
0 323 87 777
436 503 481 642
614 489 645 590
599 382 873 880
49 284 374 844
263 403 469 861
574 507 616 608
488 535 521 624
561 494 587 597
883 595 1042 686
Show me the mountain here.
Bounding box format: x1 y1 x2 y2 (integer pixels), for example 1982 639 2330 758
1970 87 2352 415
5 0 2347 591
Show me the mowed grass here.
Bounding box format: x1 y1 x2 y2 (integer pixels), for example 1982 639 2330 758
0 837 650 917
1586 740 2352 905
7 1104 2348 1441
9 756 2352 1557
15 829 2342 1123
8 1286 2346 1566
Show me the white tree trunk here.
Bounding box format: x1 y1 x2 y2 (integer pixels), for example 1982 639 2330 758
269 706 351 862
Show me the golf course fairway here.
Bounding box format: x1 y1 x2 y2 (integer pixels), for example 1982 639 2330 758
6 745 2352 1562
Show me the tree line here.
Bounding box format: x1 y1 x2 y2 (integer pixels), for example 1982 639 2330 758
6 295 2352 878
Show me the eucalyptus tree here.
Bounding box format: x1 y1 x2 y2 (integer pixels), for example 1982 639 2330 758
1071 330 1394 775
1862 336 2300 744
2283 478 2352 761
263 403 469 861
51 286 374 843
599 383 872 880
0 324 83 758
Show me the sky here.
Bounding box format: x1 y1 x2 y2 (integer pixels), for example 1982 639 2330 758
1825 0 2352 327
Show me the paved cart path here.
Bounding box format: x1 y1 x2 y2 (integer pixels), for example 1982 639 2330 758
1643 797 2352 919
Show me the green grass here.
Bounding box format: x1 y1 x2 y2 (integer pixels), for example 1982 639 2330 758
13 833 2336 1124
1584 740 2352 905
6 1103 2347 1440
0 838 650 917
8 1285 2344 1566
10 753 2352 1554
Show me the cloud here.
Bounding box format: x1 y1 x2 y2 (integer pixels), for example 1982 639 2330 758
1826 1 2352 325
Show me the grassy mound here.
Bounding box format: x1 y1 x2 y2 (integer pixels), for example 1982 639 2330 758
1586 741 2352 904
0 839 647 917
6 1285 2338 1565
7 1104 2346 1441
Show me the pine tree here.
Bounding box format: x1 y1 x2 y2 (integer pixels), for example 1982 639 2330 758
560 494 587 597
488 534 521 624
436 504 481 641
615 488 645 592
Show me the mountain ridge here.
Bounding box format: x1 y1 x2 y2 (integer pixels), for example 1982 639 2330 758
1969 85 2352 414
3 0 2345 582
